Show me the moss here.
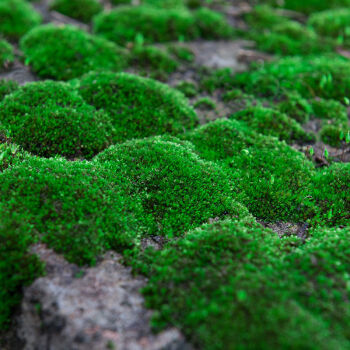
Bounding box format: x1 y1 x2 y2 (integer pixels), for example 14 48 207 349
0 39 14 70
0 79 18 102
128 219 350 349
93 6 232 45
307 163 350 227
167 44 195 62
94 137 250 237
193 7 233 39
50 0 103 23
142 0 185 7
277 93 312 124
128 45 178 79
200 68 234 93
93 6 198 45
0 157 149 265
21 24 127 80
111 0 131 4
0 141 32 172
194 97 216 110
78 71 198 143
230 106 314 144
263 0 350 14
245 5 287 30
0 209 44 329
0 81 114 159
0 0 41 40
175 81 198 98
233 54 350 101
182 119 315 221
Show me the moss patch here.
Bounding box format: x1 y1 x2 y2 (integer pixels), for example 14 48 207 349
21 24 127 80
0 79 18 102
0 81 114 159
78 71 198 143
0 39 14 70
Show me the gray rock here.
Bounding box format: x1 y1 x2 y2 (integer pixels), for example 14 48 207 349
18 244 191 350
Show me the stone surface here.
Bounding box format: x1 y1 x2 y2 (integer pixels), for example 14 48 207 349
18 244 191 350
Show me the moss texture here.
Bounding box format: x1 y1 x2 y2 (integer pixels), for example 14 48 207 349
78 71 198 143
0 81 114 158
50 0 103 23
0 79 18 102
0 0 41 40
0 39 14 70
21 24 127 80
94 137 250 237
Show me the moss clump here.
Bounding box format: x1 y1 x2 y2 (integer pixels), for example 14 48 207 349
167 44 195 62
230 106 314 144
307 163 350 227
21 24 127 80
50 0 103 23
175 81 198 98
0 140 32 172
94 137 249 237
277 93 312 124
129 219 350 349
128 45 178 79
0 0 41 40
233 54 350 102
78 71 198 143
194 97 216 110
93 6 198 45
111 0 131 4
0 79 18 102
199 68 234 93
93 6 232 45
182 119 315 221
0 81 114 159
142 0 185 7
0 40 14 70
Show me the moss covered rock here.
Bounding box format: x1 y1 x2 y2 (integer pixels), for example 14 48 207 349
0 0 41 40
79 71 198 143
21 24 127 80
50 0 103 23
0 81 114 158
94 137 249 237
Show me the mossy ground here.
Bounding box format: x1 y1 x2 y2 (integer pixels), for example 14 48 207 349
0 0 349 348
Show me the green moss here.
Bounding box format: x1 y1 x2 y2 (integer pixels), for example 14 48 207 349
21 24 127 80
111 0 131 4
0 81 114 158
307 163 350 227
128 219 350 349
142 0 185 7
0 141 32 172
93 6 198 45
0 0 41 40
277 93 312 124
245 5 287 30
175 81 198 98
93 6 232 45
0 157 149 265
0 209 44 329
200 68 234 93
50 0 103 23
0 79 18 102
182 119 315 220
233 54 350 101
128 45 178 79
194 97 216 110
94 137 250 237
78 71 198 143
0 39 14 70
231 106 314 144
193 7 233 39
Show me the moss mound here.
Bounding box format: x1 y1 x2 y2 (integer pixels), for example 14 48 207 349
0 79 18 102
129 219 350 349
233 54 350 102
0 81 114 159
50 0 103 23
230 106 314 144
94 137 250 237
0 140 32 172
182 119 315 221
93 5 232 45
0 0 41 40
78 71 198 143
20 24 127 80
0 39 14 70
307 163 350 227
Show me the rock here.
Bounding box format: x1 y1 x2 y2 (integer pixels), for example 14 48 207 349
18 244 191 350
